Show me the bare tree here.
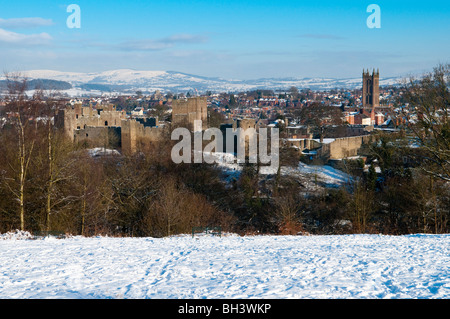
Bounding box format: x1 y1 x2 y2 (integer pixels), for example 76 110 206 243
401 64 450 181
151 177 184 237
297 102 343 143
3 73 39 230
289 86 299 100
273 178 304 234
347 182 375 233
67 152 109 236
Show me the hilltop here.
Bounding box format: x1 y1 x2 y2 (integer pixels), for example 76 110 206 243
0 69 404 96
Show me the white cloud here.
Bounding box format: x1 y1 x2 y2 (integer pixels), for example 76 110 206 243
118 39 172 51
0 17 54 29
160 33 208 44
0 28 52 45
118 33 208 51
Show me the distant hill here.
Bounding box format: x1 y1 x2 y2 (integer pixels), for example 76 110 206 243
0 69 405 96
0 79 72 92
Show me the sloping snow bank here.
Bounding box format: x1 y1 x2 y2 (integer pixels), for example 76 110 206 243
212 151 352 188
0 234 449 299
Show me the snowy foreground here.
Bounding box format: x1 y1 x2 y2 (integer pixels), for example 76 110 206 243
0 232 449 299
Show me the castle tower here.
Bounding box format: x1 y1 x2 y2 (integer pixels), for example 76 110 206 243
362 69 380 109
172 97 208 131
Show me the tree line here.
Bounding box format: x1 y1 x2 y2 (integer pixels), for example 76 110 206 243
0 66 448 236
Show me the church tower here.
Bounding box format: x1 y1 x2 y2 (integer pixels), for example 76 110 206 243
362 69 380 109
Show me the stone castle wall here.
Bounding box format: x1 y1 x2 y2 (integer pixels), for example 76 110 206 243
55 104 126 142
56 98 208 155
121 119 164 155
74 126 122 148
56 104 162 154
219 118 257 155
319 135 374 160
172 97 207 130
286 135 374 161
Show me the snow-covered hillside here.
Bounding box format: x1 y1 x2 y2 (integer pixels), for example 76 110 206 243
208 152 352 189
1 232 448 299
20 69 170 86
3 69 405 96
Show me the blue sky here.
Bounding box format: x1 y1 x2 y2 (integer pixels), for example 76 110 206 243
0 0 449 79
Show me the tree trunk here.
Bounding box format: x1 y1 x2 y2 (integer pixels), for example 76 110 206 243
46 123 53 232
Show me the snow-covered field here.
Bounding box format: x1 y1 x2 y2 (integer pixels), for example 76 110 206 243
1 231 448 299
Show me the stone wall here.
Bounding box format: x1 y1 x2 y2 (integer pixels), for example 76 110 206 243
55 108 77 140
56 104 163 154
121 119 163 154
172 97 207 130
319 135 374 160
285 138 321 152
55 104 126 141
74 126 121 148
285 134 375 161
219 118 257 155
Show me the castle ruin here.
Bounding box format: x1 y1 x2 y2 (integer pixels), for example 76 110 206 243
172 96 208 130
55 97 208 154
